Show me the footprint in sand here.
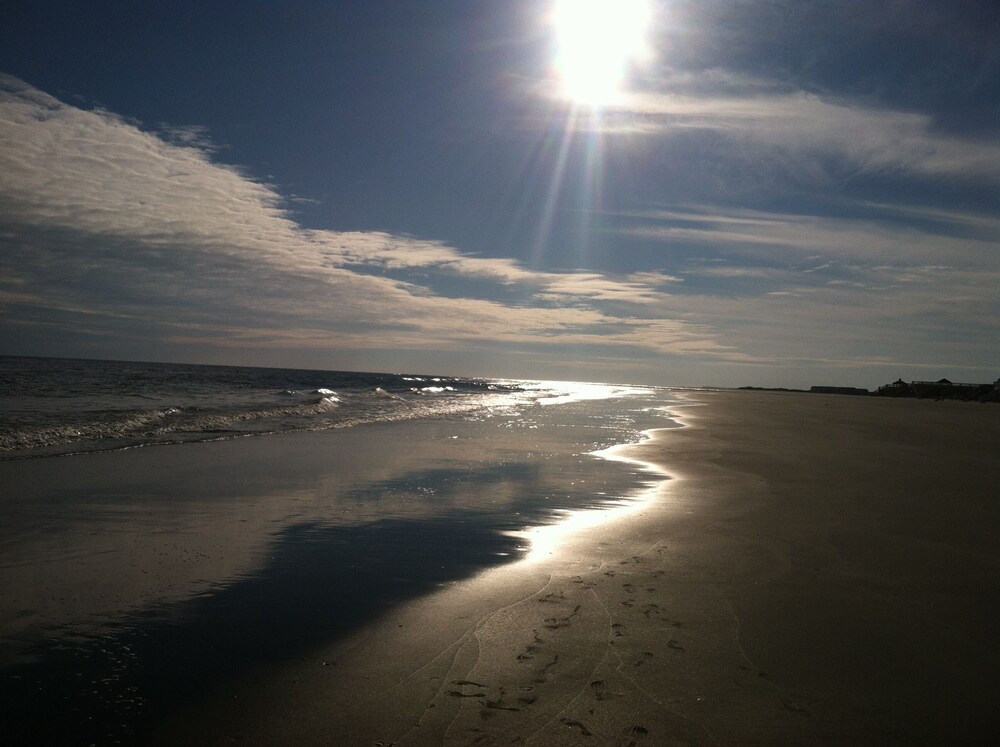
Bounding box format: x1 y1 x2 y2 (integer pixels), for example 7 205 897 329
622 583 636 593
466 729 497 742
532 654 560 684
516 630 545 661
623 724 649 746
448 680 488 699
667 639 684 651
632 652 654 667
611 623 626 637
543 605 581 630
560 718 593 736
483 692 520 712
640 603 663 618
590 679 611 700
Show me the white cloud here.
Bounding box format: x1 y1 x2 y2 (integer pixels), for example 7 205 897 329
627 270 683 286
623 204 999 266
535 273 668 304
682 266 772 278
536 69 1000 182
597 199 999 376
0 75 721 366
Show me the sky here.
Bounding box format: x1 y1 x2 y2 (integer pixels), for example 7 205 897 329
1 0 997 388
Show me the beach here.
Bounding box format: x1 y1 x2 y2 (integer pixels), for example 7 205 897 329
4 387 1000 744
162 390 1000 745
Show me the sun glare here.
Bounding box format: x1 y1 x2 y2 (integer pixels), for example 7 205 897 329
551 0 653 106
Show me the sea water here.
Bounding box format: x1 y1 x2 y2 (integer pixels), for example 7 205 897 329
0 356 649 459
0 356 680 743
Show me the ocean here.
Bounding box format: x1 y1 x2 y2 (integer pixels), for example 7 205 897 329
0 356 680 743
0 355 653 460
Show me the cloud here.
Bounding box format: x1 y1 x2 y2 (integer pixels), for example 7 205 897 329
627 271 683 286
683 266 772 279
532 63 1000 184
534 273 668 304
615 88 1000 180
623 204 1000 266
599 199 999 376
0 75 720 368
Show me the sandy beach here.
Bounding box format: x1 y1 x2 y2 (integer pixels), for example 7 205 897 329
4 387 998 743
151 389 1000 745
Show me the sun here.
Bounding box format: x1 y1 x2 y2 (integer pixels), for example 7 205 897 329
551 0 653 107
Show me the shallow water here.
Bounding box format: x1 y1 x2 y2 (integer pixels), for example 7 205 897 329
0 388 678 744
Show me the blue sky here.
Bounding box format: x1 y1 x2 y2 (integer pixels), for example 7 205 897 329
1 0 997 387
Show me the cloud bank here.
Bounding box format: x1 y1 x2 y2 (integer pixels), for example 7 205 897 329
0 75 721 375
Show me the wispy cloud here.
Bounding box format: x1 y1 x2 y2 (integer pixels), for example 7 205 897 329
0 75 718 369
623 204 999 266
601 199 1000 376
533 65 1000 183
615 87 1000 180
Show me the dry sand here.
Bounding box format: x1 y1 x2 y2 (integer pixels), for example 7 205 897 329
161 390 1000 745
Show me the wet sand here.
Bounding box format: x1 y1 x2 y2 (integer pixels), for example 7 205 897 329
162 390 1000 744
2 396 666 744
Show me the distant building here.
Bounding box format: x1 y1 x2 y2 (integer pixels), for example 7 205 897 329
911 377 980 387
875 376 999 402
874 379 913 397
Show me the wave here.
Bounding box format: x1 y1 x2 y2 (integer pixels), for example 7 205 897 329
0 396 346 456
0 407 181 452
0 358 657 459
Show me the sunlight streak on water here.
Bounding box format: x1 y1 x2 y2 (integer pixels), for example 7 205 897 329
514 427 675 563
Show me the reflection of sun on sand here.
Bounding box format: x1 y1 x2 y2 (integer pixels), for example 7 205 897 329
514 428 673 565
161 390 1000 745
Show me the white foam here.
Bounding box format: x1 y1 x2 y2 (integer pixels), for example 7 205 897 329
524 381 655 406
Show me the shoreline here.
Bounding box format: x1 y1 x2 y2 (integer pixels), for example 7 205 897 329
5 388 998 743
2 393 674 744
159 389 1000 744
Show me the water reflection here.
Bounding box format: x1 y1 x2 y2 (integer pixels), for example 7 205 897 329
0 394 676 743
